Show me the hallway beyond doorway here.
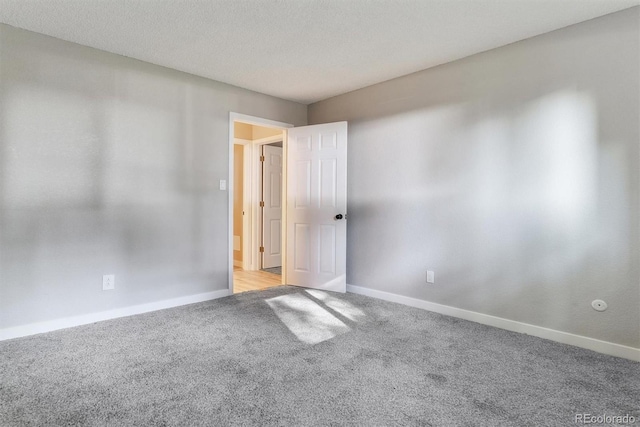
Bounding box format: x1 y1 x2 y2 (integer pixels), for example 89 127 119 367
233 267 282 294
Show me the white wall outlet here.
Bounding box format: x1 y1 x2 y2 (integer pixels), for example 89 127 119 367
103 275 115 291
591 299 607 312
426 270 435 284
219 179 227 191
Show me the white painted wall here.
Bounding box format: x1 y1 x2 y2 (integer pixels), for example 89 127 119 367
309 8 640 349
0 24 306 330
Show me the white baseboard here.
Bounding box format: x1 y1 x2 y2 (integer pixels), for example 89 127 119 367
0 289 232 342
346 284 640 362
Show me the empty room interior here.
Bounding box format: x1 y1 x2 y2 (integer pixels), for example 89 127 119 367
0 1 639 426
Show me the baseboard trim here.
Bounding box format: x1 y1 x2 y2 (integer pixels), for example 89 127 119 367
0 289 232 342
346 284 640 362
233 260 243 268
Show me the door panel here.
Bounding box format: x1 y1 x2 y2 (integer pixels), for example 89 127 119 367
320 159 337 207
286 122 347 292
295 160 311 208
262 145 282 269
294 223 311 272
319 224 336 275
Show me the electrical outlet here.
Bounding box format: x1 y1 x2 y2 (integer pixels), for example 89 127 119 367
103 275 115 291
426 270 435 284
591 299 607 312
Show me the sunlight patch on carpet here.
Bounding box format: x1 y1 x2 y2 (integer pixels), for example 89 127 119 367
265 293 349 344
305 289 366 322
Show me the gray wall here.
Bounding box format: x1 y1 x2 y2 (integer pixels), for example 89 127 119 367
0 24 306 329
309 8 640 348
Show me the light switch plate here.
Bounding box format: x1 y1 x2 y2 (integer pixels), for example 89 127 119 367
426 270 435 284
219 179 227 191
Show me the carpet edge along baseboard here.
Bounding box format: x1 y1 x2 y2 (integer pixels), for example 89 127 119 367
0 289 232 341
2 285 638 363
346 284 640 363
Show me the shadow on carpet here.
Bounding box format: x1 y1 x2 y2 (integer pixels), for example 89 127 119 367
1 286 638 426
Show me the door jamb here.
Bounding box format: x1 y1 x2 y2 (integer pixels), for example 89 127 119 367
228 112 292 294
232 137 251 270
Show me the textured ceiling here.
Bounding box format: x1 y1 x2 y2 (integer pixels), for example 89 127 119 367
0 0 638 104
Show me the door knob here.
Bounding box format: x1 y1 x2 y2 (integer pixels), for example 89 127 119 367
334 214 344 220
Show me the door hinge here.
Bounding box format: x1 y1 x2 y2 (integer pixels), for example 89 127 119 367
259 246 265 253
259 201 265 207
260 155 265 162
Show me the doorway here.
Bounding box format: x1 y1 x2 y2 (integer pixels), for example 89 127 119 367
229 114 348 294
229 113 292 293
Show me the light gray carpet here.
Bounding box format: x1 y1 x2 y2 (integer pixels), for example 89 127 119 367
1 286 638 426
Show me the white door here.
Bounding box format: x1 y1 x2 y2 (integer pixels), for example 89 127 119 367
262 145 282 269
286 122 347 292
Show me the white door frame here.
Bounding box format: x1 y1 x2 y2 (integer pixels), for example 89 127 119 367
232 137 251 270
228 113 293 293
254 135 284 271
233 136 280 272
244 134 285 272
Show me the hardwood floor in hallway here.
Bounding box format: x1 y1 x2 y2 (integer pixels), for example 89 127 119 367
233 267 282 294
